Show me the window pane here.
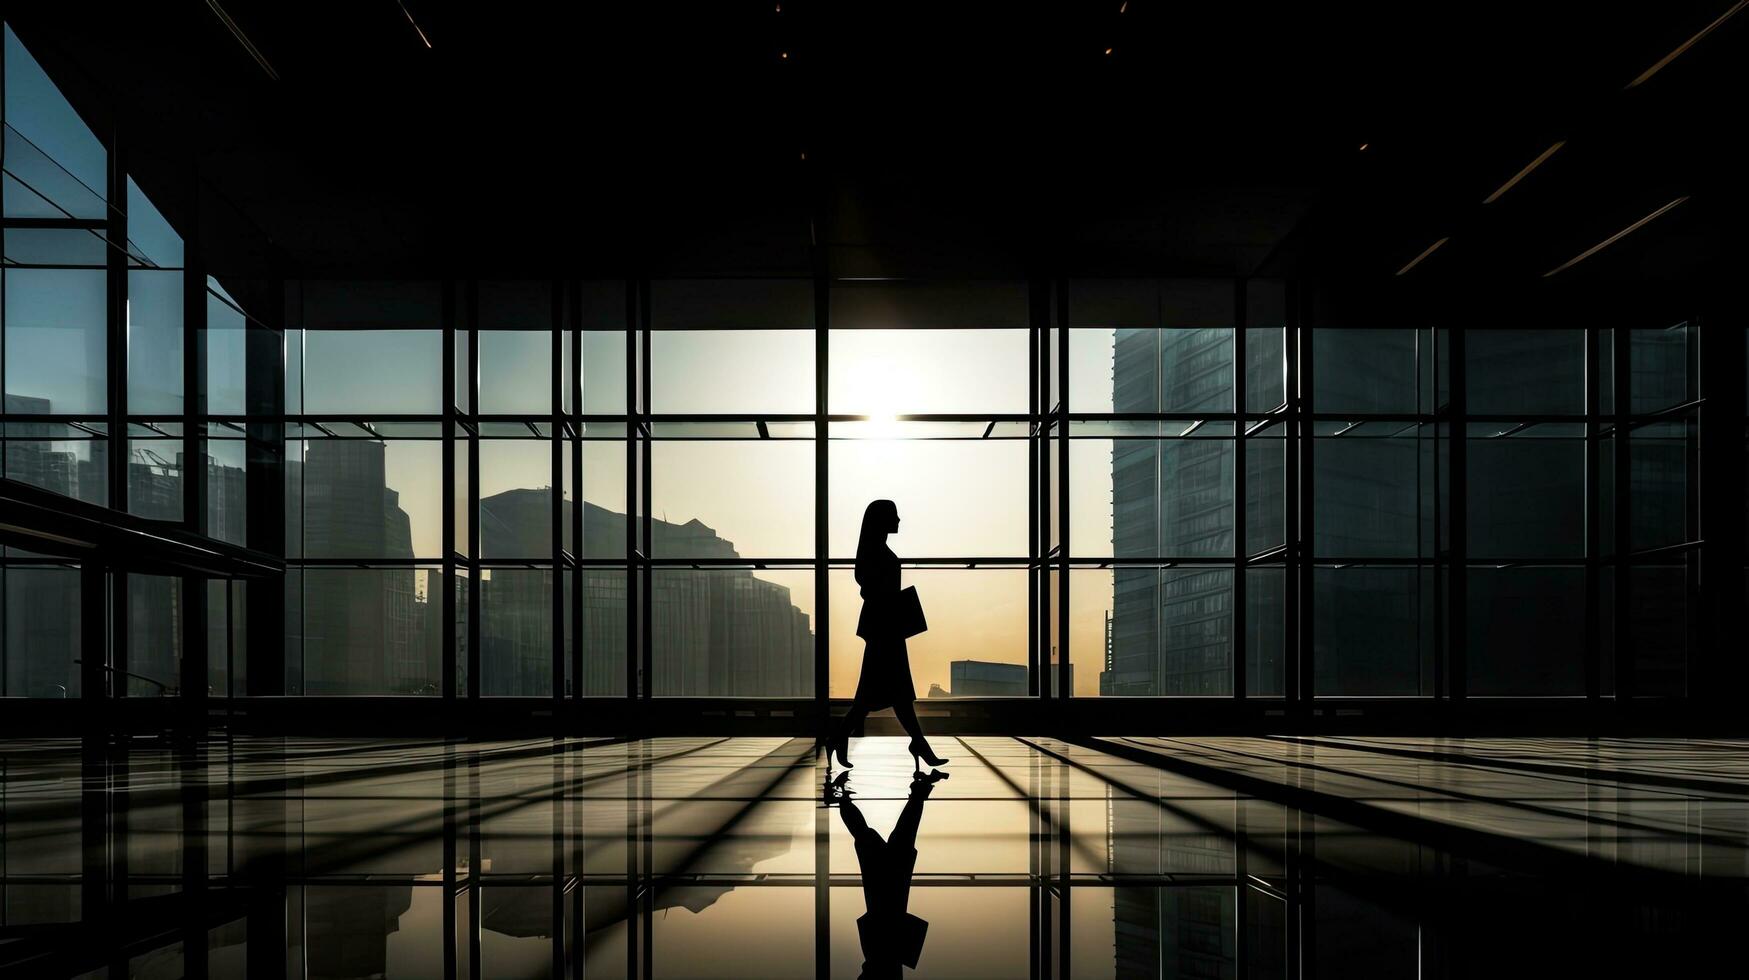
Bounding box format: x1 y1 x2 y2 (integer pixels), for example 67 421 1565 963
206 436 247 547
297 439 442 559
1245 429 1286 554
579 568 627 696
582 330 627 414
1245 326 1286 412
480 330 551 414
1056 567 1098 696
1313 426 1440 558
482 568 552 696
829 329 1028 414
4 268 106 414
128 436 182 521
303 330 441 414
1631 417 1694 551
2 561 81 698
1312 328 1426 414
1468 425 1585 558
128 574 182 696
4 25 107 217
454 569 470 696
206 579 245 698
1246 567 1286 697
1467 566 1585 695
285 570 303 695
479 440 553 559
1092 326 1237 414
653 330 813 414
300 569 442 695
1082 566 1232 696
454 326 471 414
454 439 471 557
828 436 1026 557
127 270 184 414
1072 438 1235 558
205 290 248 416
126 176 184 269
827 567 1021 699
4 227 104 265
577 437 629 557
1067 328 1117 413
653 568 813 696
2 426 106 506
1631 323 1694 414
651 441 813 558
1312 566 1435 696
1466 329 1583 414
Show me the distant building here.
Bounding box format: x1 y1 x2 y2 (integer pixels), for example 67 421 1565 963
475 491 814 698
927 659 1068 697
289 440 440 695
1102 325 1284 697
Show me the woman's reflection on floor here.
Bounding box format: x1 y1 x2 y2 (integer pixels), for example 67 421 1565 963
828 769 949 979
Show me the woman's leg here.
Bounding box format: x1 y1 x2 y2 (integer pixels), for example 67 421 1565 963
892 698 927 745
835 701 870 745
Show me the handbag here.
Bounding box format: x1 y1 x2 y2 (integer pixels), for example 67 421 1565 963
896 585 927 638
856 586 928 640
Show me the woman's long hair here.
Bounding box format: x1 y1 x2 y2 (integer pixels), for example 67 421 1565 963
854 499 898 589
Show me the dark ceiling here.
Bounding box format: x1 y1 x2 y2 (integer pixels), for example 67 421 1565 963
8 1 1746 290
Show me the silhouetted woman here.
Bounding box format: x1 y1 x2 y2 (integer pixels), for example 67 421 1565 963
827 499 948 772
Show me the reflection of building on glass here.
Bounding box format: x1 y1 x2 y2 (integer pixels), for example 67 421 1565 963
1108 790 1237 975
1 394 250 695
926 659 1071 697
1102 325 1284 696
3 394 104 504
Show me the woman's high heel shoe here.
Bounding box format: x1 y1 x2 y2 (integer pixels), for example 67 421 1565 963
827 735 853 770
909 737 948 771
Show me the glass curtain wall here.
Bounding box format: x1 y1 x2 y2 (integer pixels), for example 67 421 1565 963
6 260 1704 707
1 22 275 700
1063 280 1289 698
1060 282 1706 702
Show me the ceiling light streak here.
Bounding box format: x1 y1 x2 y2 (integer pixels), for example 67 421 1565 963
397 0 433 48
1394 237 1449 276
1483 140 1565 204
1542 196 1689 277
206 0 279 80
1625 0 1746 88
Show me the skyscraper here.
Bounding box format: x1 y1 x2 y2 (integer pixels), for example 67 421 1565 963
472 494 814 698
1104 326 1237 696
290 440 439 695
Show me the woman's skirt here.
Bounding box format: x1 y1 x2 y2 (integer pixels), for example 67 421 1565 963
852 636 916 711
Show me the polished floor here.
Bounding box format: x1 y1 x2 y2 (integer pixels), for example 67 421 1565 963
1 734 1746 977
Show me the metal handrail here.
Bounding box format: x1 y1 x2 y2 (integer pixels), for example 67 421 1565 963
73 660 177 697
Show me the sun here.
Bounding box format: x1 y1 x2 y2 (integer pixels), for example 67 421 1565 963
835 352 923 439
